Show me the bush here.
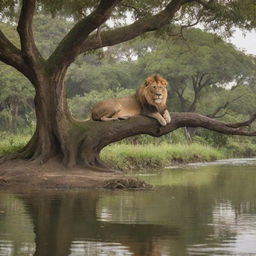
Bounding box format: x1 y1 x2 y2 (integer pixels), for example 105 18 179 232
0 132 30 155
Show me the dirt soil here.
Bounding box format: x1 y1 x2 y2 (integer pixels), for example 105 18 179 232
0 159 149 191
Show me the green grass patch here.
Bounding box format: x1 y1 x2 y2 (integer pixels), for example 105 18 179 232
101 143 225 170
0 132 30 155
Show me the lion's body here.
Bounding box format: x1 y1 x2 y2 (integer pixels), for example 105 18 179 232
91 95 141 121
91 75 171 126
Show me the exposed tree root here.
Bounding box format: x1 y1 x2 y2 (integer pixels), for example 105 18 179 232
103 178 153 190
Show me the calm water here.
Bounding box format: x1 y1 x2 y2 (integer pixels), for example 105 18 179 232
1 159 256 256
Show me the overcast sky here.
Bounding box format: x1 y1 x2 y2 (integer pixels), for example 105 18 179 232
230 29 256 56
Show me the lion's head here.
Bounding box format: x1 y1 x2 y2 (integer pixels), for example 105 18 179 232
137 74 168 109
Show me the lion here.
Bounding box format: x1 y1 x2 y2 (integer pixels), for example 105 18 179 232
91 74 171 126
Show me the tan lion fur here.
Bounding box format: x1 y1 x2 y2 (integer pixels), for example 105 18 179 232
91 74 171 126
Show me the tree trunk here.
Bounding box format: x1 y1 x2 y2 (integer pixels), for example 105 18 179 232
14 70 114 170
183 127 193 144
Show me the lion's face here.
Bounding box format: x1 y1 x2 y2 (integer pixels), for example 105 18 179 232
143 75 168 106
147 82 167 104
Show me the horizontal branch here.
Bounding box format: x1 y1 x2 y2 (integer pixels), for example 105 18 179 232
207 95 243 119
79 112 256 152
81 0 193 52
168 112 256 136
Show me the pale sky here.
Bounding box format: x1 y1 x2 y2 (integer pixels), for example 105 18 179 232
230 29 256 56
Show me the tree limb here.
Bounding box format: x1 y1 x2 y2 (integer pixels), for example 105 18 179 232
164 112 256 136
207 95 244 118
47 0 122 73
85 112 256 151
168 5 204 39
0 29 32 79
81 0 194 52
17 0 42 66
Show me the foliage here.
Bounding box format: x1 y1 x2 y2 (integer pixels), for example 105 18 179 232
0 63 34 132
0 132 30 155
66 60 135 97
33 15 73 58
225 137 256 157
1 1 256 34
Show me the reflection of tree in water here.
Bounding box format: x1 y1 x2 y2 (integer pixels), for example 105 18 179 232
22 191 183 256
0 193 35 256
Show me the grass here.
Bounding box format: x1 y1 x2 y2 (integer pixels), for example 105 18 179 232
0 132 30 155
101 143 225 170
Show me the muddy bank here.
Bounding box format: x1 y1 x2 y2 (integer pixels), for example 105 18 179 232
0 159 149 191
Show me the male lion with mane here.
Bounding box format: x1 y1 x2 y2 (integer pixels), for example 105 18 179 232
91 74 171 126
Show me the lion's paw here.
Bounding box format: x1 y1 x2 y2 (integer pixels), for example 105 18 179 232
159 119 167 126
163 112 171 124
165 115 171 124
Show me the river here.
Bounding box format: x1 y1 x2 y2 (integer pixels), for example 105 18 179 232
1 158 256 256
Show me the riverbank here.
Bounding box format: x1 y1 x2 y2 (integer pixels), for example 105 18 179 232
0 136 226 190
0 159 152 190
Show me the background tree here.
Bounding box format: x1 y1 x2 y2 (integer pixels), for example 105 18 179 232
134 29 255 113
1 0 256 170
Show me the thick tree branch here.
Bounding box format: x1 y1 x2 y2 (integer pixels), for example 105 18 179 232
17 0 42 66
0 29 33 80
81 112 256 152
47 0 122 73
167 112 256 136
226 114 256 129
81 0 194 52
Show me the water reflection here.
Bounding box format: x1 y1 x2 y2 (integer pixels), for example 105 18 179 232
0 162 256 255
0 193 35 256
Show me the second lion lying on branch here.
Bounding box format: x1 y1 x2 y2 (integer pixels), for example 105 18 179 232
91 74 171 126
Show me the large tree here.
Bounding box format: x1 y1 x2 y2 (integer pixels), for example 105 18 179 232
1 0 256 171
